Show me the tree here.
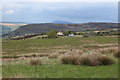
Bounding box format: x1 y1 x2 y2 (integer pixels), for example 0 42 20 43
63 31 74 36
63 31 70 36
72 32 77 35
47 30 58 38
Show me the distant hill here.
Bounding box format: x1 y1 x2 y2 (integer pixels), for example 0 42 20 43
52 21 72 24
3 22 118 37
0 22 27 31
0 25 11 35
1 21 26 24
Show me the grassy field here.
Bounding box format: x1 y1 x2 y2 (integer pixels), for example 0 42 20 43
2 61 118 78
2 36 119 78
2 37 118 55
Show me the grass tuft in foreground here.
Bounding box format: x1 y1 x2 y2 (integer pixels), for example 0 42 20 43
61 53 115 66
113 51 120 58
29 59 42 66
61 56 79 65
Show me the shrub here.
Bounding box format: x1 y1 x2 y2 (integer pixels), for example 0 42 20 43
29 59 42 66
61 56 79 65
114 51 120 58
47 30 58 38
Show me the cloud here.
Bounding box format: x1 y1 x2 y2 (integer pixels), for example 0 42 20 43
1 2 23 15
6 10 14 14
2 2 117 23
2 2 23 8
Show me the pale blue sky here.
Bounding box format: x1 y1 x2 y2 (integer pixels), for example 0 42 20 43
1 2 118 23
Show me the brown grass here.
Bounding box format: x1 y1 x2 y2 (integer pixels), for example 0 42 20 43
79 53 115 66
24 53 49 58
61 56 79 65
99 47 118 54
61 53 115 66
79 54 100 66
97 55 115 65
29 59 42 66
48 53 58 59
113 51 120 58
58 51 67 54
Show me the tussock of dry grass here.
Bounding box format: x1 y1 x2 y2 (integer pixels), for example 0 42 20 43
113 51 120 58
61 55 79 65
79 54 100 66
29 59 42 66
99 47 118 54
97 55 115 65
61 53 115 66
79 53 115 66
64 49 83 57
24 53 49 58
58 51 67 54
48 53 58 59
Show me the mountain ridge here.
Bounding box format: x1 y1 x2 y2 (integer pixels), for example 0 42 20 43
51 21 72 24
3 22 118 37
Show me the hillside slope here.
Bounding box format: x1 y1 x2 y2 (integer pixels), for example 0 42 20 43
3 22 118 37
0 25 11 35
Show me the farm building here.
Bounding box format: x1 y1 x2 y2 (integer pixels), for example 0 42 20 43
69 34 75 37
57 32 64 36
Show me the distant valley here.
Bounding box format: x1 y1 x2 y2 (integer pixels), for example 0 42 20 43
0 22 27 35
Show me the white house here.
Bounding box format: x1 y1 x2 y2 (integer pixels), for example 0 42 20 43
94 31 99 33
57 32 64 36
69 34 74 37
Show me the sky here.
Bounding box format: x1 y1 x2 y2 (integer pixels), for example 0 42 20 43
0 0 118 23
0 0 119 2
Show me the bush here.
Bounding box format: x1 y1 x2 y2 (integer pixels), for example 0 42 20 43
61 56 79 65
47 30 58 38
114 51 120 58
29 59 42 66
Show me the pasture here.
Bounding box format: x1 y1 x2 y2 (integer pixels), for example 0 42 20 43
2 36 119 78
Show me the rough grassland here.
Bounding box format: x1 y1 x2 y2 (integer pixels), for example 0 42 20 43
2 37 119 78
2 37 118 54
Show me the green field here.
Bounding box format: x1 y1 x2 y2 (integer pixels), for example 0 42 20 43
2 36 119 78
2 37 118 54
